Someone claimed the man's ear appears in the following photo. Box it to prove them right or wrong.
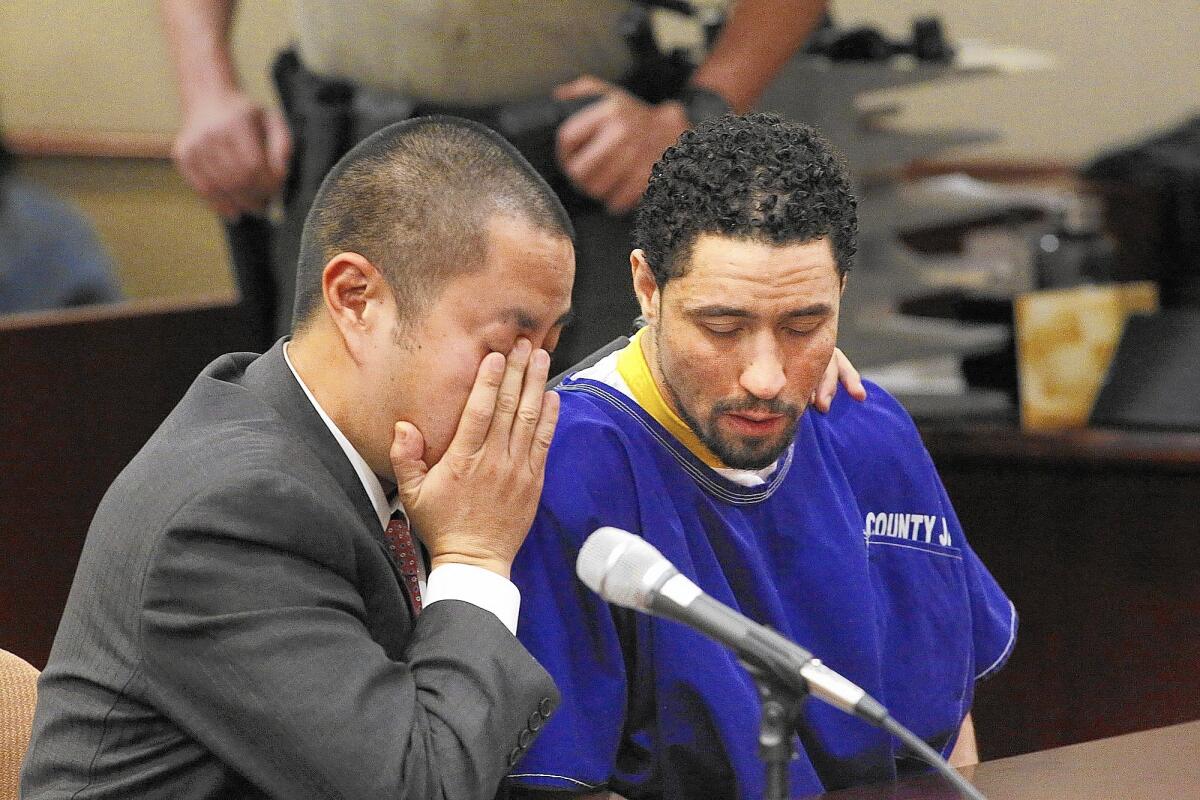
[630,250,661,324]
[321,252,392,359]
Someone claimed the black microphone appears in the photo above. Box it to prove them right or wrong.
[576,526,887,724]
[575,527,988,800]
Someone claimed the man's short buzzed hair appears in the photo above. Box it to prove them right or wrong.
[634,113,858,287]
[292,116,574,330]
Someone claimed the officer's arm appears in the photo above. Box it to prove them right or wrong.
[554,2,827,214]
[159,0,291,218]
[160,0,240,114]
[689,0,828,113]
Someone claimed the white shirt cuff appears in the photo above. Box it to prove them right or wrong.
[423,563,521,635]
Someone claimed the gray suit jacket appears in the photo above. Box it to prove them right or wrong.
[21,341,558,799]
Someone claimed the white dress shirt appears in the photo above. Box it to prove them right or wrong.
[283,343,521,634]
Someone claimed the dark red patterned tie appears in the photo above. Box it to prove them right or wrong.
[385,512,423,615]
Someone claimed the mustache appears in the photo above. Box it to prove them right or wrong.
[712,397,801,418]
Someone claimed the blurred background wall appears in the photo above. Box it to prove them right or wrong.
[0,0,291,302]
[0,0,1197,301]
[0,1,290,134]
[834,0,1200,164]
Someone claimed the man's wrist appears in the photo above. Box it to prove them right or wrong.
[181,84,245,118]
[430,552,512,580]
[175,51,243,111]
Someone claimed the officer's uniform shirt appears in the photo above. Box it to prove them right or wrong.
[293,0,635,105]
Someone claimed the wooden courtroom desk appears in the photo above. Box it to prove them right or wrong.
[917,420,1200,759]
[803,720,1200,799]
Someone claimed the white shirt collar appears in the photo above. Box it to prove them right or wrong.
[283,342,396,530]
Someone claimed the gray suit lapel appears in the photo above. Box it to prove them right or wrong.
[240,340,384,538]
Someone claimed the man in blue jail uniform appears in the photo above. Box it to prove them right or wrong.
[508,113,1016,799]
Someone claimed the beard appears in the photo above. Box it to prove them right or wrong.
[661,377,803,470]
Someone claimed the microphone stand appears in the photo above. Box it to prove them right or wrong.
[744,661,806,800]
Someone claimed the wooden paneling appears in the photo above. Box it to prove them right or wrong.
[0,298,252,668]
[5,128,173,160]
[922,422,1200,759]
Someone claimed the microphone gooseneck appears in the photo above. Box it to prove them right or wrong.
[577,527,885,723]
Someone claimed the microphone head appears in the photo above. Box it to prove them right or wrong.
[576,527,676,611]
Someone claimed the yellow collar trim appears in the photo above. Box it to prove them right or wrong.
[616,329,727,469]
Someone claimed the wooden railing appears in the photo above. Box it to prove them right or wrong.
[5,127,173,160]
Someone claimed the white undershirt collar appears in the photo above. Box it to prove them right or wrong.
[283,342,396,531]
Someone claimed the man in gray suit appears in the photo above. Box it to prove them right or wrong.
[21,118,574,799]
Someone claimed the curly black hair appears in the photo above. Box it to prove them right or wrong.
[634,112,857,286]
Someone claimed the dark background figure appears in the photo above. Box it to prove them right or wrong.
[0,135,122,314]
[160,0,829,368]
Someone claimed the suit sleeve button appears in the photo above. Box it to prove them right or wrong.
[508,745,522,767]
[528,711,543,731]
[539,697,553,717]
